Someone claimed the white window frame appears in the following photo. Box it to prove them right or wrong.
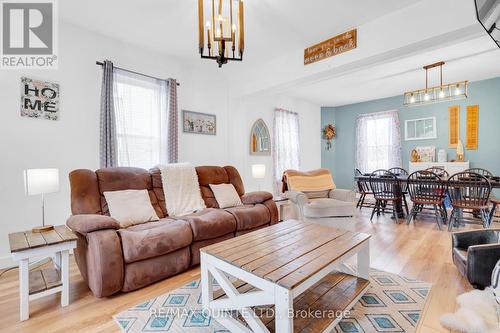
[404,116,437,141]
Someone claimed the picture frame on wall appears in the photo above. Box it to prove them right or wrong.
[182,110,216,135]
[404,117,437,141]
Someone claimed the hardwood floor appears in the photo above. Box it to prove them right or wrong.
[0,209,491,333]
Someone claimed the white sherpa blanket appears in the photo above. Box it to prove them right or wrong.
[158,163,206,216]
[440,287,500,333]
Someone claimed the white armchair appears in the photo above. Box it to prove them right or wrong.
[283,169,357,231]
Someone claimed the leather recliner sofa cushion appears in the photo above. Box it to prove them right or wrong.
[182,208,237,241]
[118,219,193,264]
[225,204,271,231]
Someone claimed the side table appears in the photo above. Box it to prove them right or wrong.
[8,225,77,321]
[273,196,290,222]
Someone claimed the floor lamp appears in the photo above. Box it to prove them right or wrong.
[251,164,266,191]
[24,168,60,232]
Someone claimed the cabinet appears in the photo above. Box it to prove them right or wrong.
[408,162,469,175]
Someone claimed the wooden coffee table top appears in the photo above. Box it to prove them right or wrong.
[202,220,370,290]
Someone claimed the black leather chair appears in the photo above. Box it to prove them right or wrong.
[452,229,500,289]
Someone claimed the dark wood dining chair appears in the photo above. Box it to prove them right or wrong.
[388,167,410,215]
[489,197,500,223]
[355,169,373,209]
[369,170,403,223]
[406,170,448,230]
[465,168,493,177]
[464,168,493,218]
[448,171,492,231]
[425,167,449,178]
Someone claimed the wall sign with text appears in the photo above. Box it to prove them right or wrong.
[21,77,60,121]
[304,29,357,65]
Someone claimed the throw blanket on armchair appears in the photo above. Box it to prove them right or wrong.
[158,163,206,216]
[282,168,336,193]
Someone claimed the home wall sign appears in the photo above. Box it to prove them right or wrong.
[21,77,60,121]
[304,29,357,65]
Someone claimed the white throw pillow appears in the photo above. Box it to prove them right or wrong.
[103,189,160,228]
[209,183,243,209]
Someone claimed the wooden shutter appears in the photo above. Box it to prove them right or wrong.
[466,105,479,150]
[448,105,460,148]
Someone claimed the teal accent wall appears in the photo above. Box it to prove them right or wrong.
[321,76,500,189]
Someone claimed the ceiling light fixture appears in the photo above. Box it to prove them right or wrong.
[403,61,468,107]
[198,0,244,68]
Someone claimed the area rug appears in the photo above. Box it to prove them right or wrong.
[114,268,431,333]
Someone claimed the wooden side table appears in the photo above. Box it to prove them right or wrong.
[8,225,77,321]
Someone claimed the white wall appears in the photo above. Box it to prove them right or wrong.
[228,94,322,193]
[0,22,231,266]
[0,22,322,267]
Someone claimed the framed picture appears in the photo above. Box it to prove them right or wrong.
[21,77,60,121]
[405,117,436,141]
[182,110,216,135]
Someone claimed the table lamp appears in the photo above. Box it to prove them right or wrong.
[251,164,266,191]
[24,168,60,232]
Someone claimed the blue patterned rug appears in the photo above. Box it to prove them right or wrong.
[114,268,431,332]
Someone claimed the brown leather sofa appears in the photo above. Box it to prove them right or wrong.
[67,166,278,297]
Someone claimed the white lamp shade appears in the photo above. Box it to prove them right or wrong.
[25,168,60,196]
[252,164,266,179]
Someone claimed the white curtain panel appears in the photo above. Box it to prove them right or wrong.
[273,108,300,194]
[113,69,169,169]
[355,110,402,174]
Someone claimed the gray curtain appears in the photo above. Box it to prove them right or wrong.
[167,78,178,163]
[99,60,118,168]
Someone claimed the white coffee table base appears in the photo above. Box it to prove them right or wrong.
[201,239,370,333]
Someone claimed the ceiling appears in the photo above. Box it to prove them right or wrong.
[286,36,500,106]
[60,0,420,64]
[60,0,500,106]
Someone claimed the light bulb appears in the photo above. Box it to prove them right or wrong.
[232,24,236,32]
[216,28,221,37]
[424,92,430,101]
[218,14,223,22]
[409,95,415,104]
[454,86,461,96]
[439,90,445,98]
[206,21,211,28]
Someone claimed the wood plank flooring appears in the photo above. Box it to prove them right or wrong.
[0,209,488,333]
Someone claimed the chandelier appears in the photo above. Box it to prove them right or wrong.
[403,61,468,107]
[198,0,244,67]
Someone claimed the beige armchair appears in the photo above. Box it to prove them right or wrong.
[283,169,356,231]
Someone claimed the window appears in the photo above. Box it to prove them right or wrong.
[273,108,300,193]
[114,69,168,169]
[355,110,402,173]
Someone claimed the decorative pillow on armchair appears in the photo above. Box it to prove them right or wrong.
[209,183,243,209]
[103,189,160,228]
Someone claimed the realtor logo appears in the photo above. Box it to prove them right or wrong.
[1,0,58,69]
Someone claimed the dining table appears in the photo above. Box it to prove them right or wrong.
[354,174,500,219]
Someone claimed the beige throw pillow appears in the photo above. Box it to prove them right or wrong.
[103,189,160,228]
[209,183,243,209]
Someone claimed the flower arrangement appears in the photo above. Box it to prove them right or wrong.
[323,123,336,150]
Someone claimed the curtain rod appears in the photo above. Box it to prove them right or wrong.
[95,61,180,86]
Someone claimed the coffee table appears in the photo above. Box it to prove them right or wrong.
[200,219,371,333]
